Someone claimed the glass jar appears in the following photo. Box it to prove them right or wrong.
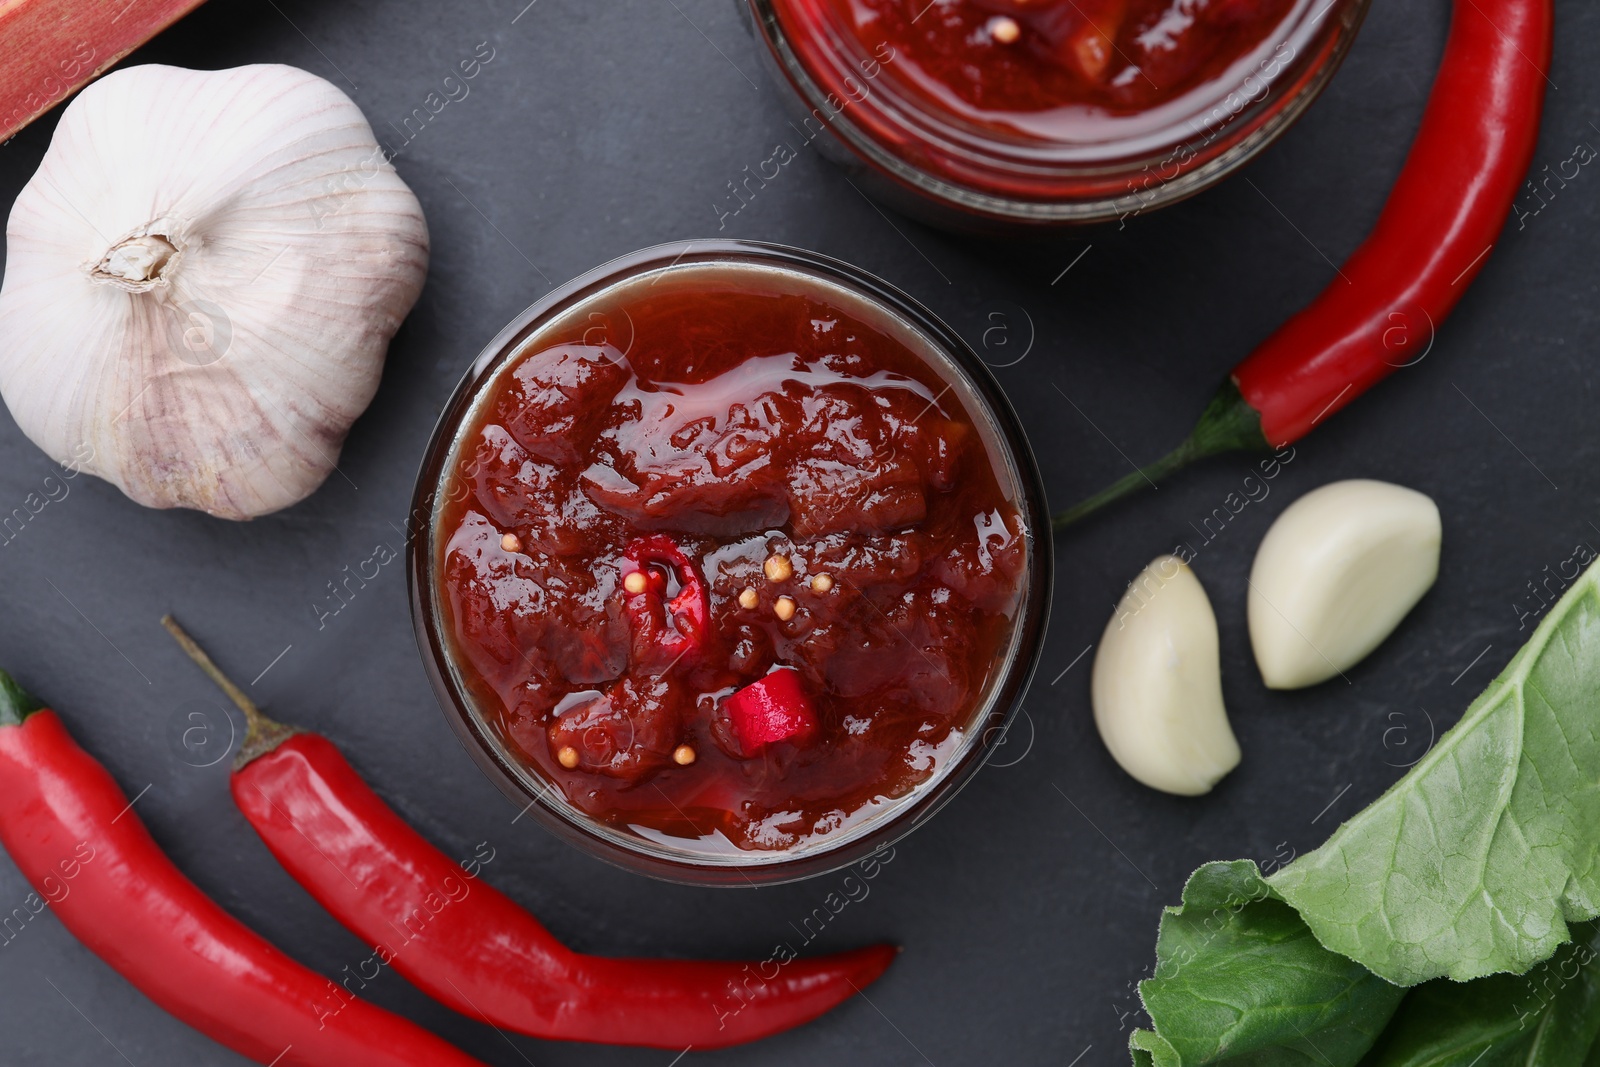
[408,240,1052,885]
[744,0,1372,230]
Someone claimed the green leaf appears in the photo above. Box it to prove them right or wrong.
[1360,920,1600,1067]
[1269,563,1600,985]
[1129,861,1406,1067]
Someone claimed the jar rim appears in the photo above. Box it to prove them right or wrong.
[406,240,1054,885]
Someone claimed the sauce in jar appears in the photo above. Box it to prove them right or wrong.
[752,0,1364,225]
[435,263,1029,854]
[831,0,1299,133]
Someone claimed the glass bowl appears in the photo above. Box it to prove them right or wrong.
[408,240,1051,884]
[743,0,1372,230]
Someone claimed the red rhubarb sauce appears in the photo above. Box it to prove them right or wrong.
[781,0,1297,134]
[437,265,1026,853]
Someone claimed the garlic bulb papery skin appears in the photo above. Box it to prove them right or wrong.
[1248,479,1441,689]
[1092,555,1241,796]
[0,64,429,519]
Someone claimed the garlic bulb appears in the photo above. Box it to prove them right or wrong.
[0,64,429,519]
[1248,479,1441,689]
[1092,555,1241,796]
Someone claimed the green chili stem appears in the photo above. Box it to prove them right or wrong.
[1051,442,1202,530]
[0,671,44,728]
[1051,377,1273,531]
[161,615,300,769]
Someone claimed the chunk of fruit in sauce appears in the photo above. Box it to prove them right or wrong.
[439,269,1025,852]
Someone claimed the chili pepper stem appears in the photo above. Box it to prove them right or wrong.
[160,615,301,769]
[1051,441,1200,529]
[1052,376,1271,531]
[0,670,44,728]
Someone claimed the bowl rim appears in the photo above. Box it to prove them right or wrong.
[406,239,1053,885]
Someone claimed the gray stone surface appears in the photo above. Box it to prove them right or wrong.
[0,0,1594,1063]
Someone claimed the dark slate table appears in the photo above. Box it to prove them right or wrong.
[0,0,1595,1063]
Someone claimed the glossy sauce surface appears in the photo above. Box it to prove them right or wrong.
[437,266,1026,853]
[796,0,1297,132]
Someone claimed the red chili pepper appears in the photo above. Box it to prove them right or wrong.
[622,534,711,668]
[725,668,820,752]
[163,617,896,1051]
[1054,0,1553,527]
[0,672,488,1067]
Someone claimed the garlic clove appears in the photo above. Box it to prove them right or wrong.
[1091,555,1241,796]
[0,64,430,519]
[1248,479,1442,689]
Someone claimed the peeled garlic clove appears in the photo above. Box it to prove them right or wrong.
[1248,479,1441,689]
[1092,555,1241,796]
[0,64,429,519]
